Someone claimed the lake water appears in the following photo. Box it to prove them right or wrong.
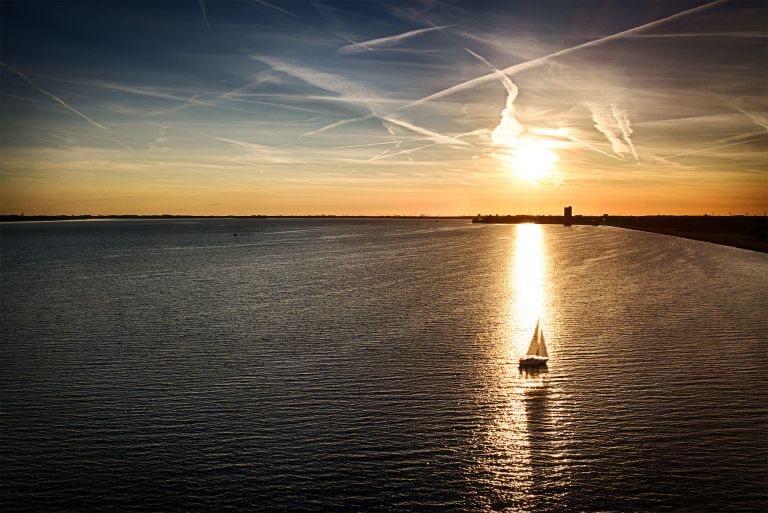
[1,219,766,512]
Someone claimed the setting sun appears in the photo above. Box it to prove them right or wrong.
[494,138,560,184]
[509,141,559,183]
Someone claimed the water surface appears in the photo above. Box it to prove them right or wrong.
[1,219,766,511]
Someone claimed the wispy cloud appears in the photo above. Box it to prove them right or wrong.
[715,94,768,131]
[734,106,768,131]
[585,102,633,159]
[252,55,380,107]
[612,106,639,162]
[0,61,108,131]
[337,26,449,55]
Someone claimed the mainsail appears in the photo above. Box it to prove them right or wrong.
[526,320,540,356]
[537,331,548,357]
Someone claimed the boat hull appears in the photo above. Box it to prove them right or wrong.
[518,356,548,367]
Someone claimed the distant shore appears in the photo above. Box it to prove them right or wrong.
[0,214,473,222]
[2,213,765,253]
[472,214,768,253]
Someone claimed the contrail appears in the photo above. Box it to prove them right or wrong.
[308,0,730,135]
[584,102,639,161]
[0,61,108,131]
[337,26,449,55]
[381,116,470,147]
[401,0,729,109]
[529,128,623,160]
[465,48,523,147]
[368,142,402,161]
[303,113,372,137]
[668,134,768,158]
[369,129,485,161]
[254,55,464,145]
[733,105,768,131]
[214,136,270,151]
[465,48,515,96]
[612,106,639,162]
[331,140,411,150]
[197,0,209,28]
[252,0,295,17]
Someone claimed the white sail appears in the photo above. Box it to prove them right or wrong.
[526,320,540,355]
[537,330,548,357]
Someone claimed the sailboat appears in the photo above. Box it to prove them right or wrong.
[519,320,549,367]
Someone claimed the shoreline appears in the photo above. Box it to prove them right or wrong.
[472,215,767,253]
[605,224,768,253]
[2,214,765,253]
[0,214,474,222]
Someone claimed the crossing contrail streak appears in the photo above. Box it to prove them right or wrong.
[0,61,108,131]
[306,0,730,136]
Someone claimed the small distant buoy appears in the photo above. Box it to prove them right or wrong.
[233,233,238,237]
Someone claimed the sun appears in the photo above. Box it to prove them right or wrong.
[492,134,560,184]
[509,140,559,183]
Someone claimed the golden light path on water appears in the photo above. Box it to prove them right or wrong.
[477,224,569,510]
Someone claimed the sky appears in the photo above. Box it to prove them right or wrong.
[0,0,766,216]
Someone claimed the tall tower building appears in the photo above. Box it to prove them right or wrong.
[564,206,572,226]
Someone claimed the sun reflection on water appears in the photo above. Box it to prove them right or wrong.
[512,223,546,349]
[475,224,560,511]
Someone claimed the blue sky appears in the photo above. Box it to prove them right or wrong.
[1,0,766,215]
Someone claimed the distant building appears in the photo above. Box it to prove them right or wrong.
[564,206,572,226]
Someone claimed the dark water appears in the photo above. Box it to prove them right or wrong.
[1,219,766,512]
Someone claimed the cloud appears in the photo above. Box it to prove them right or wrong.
[714,94,768,131]
[0,61,108,131]
[252,55,380,107]
[465,49,524,147]
[400,0,729,110]
[612,106,639,161]
[734,106,768,131]
[585,102,631,158]
[337,26,449,55]
[149,126,170,151]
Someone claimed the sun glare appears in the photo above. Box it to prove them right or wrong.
[495,138,559,184]
[511,143,558,183]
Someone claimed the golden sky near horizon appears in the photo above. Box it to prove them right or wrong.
[1,0,766,215]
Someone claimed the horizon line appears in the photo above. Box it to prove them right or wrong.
[2,213,765,220]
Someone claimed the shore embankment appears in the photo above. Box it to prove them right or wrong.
[472,215,768,253]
